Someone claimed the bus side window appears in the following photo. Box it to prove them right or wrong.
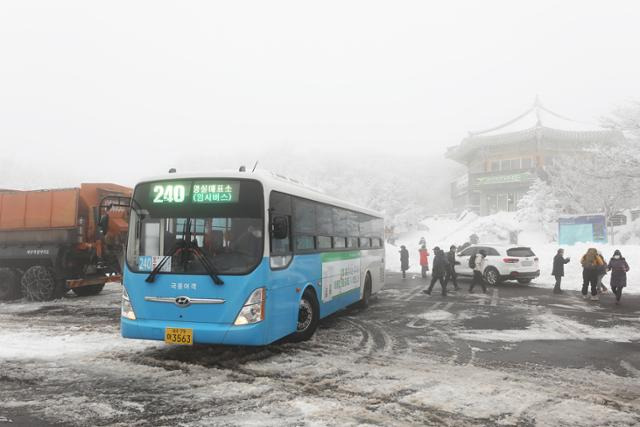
[333,237,346,249]
[347,237,358,248]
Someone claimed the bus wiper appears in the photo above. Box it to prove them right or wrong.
[145,218,224,285]
[145,240,185,283]
[181,217,223,285]
[186,240,224,285]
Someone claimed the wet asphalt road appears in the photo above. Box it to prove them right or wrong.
[1,274,639,426]
[380,272,640,375]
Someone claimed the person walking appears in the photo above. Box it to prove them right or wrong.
[581,248,605,301]
[469,249,487,293]
[424,247,448,296]
[444,245,460,291]
[596,250,609,294]
[608,249,629,305]
[399,245,409,279]
[552,248,570,294]
[418,245,430,279]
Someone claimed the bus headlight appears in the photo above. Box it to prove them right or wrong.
[121,286,137,320]
[234,288,265,326]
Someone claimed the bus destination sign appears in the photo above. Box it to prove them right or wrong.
[192,181,240,204]
[150,181,240,204]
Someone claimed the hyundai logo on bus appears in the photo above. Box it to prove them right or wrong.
[174,296,192,308]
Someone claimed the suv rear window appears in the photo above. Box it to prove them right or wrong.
[507,247,535,257]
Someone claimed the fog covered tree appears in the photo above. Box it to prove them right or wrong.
[516,178,560,238]
[599,101,640,178]
[545,101,640,217]
[546,145,640,219]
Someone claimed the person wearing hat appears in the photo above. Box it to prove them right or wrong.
[552,248,570,294]
[399,245,409,279]
[444,245,460,291]
[608,249,629,305]
[424,247,449,296]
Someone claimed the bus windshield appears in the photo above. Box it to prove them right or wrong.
[126,179,264,276]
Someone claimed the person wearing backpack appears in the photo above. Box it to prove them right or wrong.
[608,249,629,305]
[581,248,604,301]
[469,249,487,293]
[444,245,460,291]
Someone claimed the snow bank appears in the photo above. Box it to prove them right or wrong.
[386,212,640,294]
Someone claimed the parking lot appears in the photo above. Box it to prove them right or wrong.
[1,273,639,426]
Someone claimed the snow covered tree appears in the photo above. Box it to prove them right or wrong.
[546,145,640,220]
[516,178,560,239]
[599,101,640,179]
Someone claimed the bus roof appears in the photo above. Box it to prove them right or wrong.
[136,170,384,218]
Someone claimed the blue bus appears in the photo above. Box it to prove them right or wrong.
[121,170,385,346]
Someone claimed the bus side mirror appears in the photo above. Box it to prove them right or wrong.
[99,214,109,235]
[272,216,289,240]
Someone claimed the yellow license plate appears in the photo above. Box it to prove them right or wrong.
[164,327,193,345]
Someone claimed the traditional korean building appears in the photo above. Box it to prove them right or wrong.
[446,99,624,216]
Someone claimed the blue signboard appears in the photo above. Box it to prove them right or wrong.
[558,215,607,245]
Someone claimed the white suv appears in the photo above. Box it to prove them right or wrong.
[455,244,540,285]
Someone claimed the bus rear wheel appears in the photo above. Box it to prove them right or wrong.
[290,289,319,342]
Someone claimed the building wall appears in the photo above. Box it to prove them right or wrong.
[451,144,557,215]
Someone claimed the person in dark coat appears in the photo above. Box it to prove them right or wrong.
[399,245,409,279]
[424,247,448,296]
[551,248,570,294]
[444,245,460,291]
[608,249,629,305]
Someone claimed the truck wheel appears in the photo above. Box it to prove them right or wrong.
[0,269,22,301]
[289,289,319,342]
[72,284,105,297]
[20,266,65,301]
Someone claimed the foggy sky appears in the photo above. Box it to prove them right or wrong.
[1,1,639,189]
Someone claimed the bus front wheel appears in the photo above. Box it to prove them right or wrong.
[290,289,319,342]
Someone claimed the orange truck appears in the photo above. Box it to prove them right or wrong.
[0,183,131,301]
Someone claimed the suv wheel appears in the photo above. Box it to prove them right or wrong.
[484,267,501,286]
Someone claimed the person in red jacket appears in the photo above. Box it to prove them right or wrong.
[419,245,429,279]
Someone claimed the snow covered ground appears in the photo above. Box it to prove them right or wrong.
[387,212,640,294]
[1,280,639,426]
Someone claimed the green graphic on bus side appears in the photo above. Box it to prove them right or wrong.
[321,251,361,303]
[320,251,360,263]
